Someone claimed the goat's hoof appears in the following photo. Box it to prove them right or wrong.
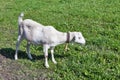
[53,61,57,64]
[15,56,18,60]
[45,65,49,68]
[45,64,49,68]
[28,54,33,60]
[29,57,33,60]
[15,58,18,60]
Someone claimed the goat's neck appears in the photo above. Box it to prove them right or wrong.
[58,32,74,44]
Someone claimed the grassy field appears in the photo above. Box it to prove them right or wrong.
[0,0,120,80]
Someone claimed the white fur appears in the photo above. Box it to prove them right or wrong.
[15,13,86,68]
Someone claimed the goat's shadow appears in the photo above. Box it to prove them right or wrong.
[0,48,69,61]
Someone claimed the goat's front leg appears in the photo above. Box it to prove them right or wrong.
[26,42,33,60]
[50,47,57,64]
[43,45,50,68]
[64,43,70,51]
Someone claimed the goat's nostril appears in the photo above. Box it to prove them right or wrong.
[78,37,81,39]
[82,40,86,45]
[83,41,86,45]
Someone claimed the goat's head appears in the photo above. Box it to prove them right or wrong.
[72,32,86,45]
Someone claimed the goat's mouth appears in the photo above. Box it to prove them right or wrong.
[80,40,86,45]
[77,41,86,45]
[81,42,86,45]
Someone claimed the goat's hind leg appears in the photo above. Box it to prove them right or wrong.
[15,35,23,60]
[26,42,33,60]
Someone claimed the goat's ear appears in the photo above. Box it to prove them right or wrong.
[70,36,75,45]
[71,36,75,42]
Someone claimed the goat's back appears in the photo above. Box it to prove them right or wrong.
[23,19,44,28]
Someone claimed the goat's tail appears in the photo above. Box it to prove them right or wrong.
[18,12,24,25]
[18,12,24,35]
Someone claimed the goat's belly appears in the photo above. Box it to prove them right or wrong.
[31,40,43,45]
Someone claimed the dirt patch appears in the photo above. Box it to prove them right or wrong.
[0,53,50,80]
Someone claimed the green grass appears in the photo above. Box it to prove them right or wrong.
[0,0,120,79]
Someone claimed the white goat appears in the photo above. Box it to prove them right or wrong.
[15,13,86,68]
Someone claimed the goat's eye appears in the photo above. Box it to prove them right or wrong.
[78,37,81,39]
